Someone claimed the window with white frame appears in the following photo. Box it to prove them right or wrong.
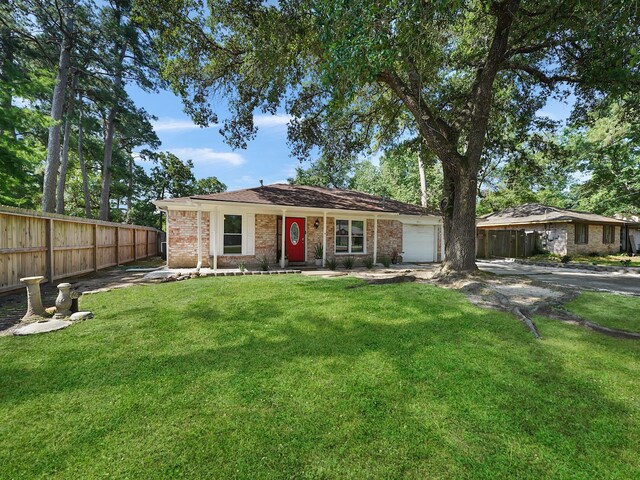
[223,214,242,254]
[335,219,365,253]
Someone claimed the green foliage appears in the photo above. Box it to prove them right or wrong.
[362,256,374,269]
[326,258,337,270]
[560,255,572,264]
[259,255,270,271]
[380,255,391,268]
[193,176,227,195]
[342,256,354,270]
[313,243,323,260]
[567,100,640,216]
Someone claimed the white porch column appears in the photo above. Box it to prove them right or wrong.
[373,215,378,264]
[322,211,327,267]
[165,209,170,266]
[196,208,202,269]
[212,207,218,270]
[281,210,287,268]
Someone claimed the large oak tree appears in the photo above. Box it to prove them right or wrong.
[137,0,639,272]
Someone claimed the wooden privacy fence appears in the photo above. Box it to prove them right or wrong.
[0,205,159,293]
[477,229,539,259]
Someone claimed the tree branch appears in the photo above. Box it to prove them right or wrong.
[376,70,462,164]
[502,62,580,85]
[465,0,521,165]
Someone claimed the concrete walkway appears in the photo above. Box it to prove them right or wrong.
[478,260,640,296]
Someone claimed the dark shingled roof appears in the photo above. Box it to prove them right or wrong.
[163,184,436,216]
[478,203,625,226]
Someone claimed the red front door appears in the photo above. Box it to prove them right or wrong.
[285,217,305,262]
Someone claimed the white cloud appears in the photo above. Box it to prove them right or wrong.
[151,118,215,132]
[536,110,559,121]
[169,147,245,167]
[254,114,292,128]
[152,114,291,132]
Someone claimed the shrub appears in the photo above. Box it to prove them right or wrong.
[326,258,338,270]
[259,255,270,271]
[390,248,401,264]
[362,256,374,269]
[313,243,323,260]
[237,261,247,273]
[588,251,600,257]
[380,255,391,268]
[560,255,572,264]
[342,257,354,270]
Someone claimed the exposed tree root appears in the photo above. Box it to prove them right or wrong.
[346,274,417,289]
[537,306,640,340]
[512,307,542,339]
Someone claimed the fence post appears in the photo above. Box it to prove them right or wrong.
[93,223,98,271]
[145,230,149,258]
[115,226,120,265]
[46,218,54,282]
[133,228,137,260]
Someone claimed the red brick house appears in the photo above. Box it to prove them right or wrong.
[154,184,442,269]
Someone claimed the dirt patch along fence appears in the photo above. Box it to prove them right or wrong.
[0,205,160,293]
[477,229,539,259]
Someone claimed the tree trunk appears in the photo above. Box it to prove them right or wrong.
[440,159,479,273]
[56,72,79,214]
[417,148,428,208]
[98,108,117,220]
[98,44,127,221]
[127,154,133,213]
[0,30,15,139]
[77,93,92,218]
[41,6,74,213]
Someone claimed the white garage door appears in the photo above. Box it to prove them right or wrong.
[402,224,436,262]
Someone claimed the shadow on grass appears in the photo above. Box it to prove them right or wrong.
[0,276,638,477]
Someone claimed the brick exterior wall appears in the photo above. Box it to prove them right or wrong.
[477,223,620,256]
[167,210,210,268]
[215,214,278,268]
[569,224,620,255]
[168,210,411,268]
[375,220,403,260]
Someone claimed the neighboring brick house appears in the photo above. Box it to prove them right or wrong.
[476,204,626,257]
[154,184,443,269]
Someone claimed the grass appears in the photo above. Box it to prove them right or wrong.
[1,275,639,479]
[565,291,640,332]
[531,253,640,267]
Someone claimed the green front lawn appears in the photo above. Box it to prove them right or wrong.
[566,291,640,332]
[1,276,638,478]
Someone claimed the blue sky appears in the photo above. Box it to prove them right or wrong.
[129,85,302,191]
[129,84,574,191]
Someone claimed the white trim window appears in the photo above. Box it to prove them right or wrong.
[223,214,243,254]
[335,219,365,254]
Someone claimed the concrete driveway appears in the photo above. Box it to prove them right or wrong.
[477,260,640,296]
